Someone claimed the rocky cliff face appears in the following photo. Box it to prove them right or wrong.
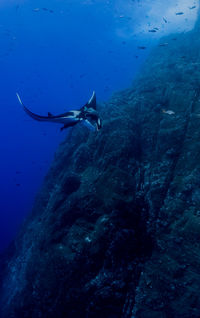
[1,22,200,318]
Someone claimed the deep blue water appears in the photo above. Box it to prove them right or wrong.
[0,0,198,252]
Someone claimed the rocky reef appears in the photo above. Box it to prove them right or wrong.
[1,19,200,318]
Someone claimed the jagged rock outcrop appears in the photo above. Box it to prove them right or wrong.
[1,20,200,318]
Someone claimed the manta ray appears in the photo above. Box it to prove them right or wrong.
[16,91,102,131]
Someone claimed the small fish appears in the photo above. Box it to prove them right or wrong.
[176,12,184,15]
[159,42,168,47]
[149,29,157,33]
[189,6,196,9]
[33,8,40,12]
[138,46,146,50]
[154,27,159,30]
[162,109,175,115]
[163,17,167,23]
[42,8,54,13]
[80,73,86,78]
[104,86,110,91]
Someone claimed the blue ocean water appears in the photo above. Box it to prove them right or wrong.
[0,0,198,253]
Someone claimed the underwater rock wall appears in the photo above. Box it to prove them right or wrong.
[1,24,200,318]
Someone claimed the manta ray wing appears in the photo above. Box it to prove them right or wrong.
[81,91,96,111]
[16,93,80,126]
[16,93,56,122]
[87,91,96,109]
